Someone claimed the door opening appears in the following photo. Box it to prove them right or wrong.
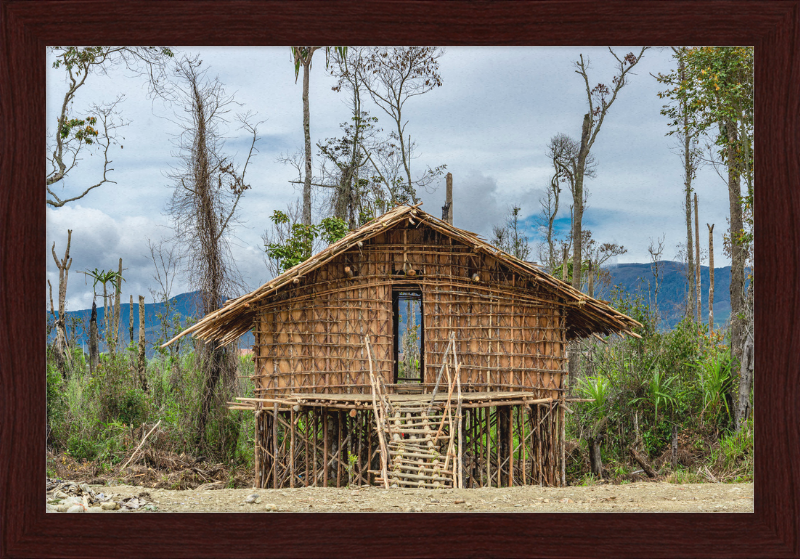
[393,289,424,384]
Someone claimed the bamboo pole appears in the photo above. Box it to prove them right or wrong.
[323,410,329,488]
[337,410,343,488]
[365,336,390,488]
[272,402,279,489]
[560,398,566,486]
[304,409,309,487]
[254,410,261,489]
[290,407,295,488]
[452,333,464,489]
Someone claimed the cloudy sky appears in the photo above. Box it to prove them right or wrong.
[46,46,734,312]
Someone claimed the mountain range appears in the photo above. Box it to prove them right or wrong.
[52,261,737,356]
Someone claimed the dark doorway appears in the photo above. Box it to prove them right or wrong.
[393,289,424,384]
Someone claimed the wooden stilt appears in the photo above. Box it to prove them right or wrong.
[290,407,295,488]
[312,409,318,487]
[304,409,309,487]
[508,407,514,487]
[486,406,491,487]
[560,398,566,487]
[323,410,329,488]
[337,410,343,488]
[273,402,279,489]
[521,407,526,486]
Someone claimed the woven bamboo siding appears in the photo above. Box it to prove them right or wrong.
[253,221,569,398]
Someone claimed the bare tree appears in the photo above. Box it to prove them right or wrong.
[361,47,447,202]
[570,47,648,291]
[734,280,753,431]
[48,230,72,377]
[47,46,174,207]
[111,258,123,355]
[707,224,715,330]
[694,193,702,322]
[584,230,626,296]
[542,133,597,272]
[166,56,260,446]
[647,234,666,320]
[659,47,703,321]
[148,239,185,360]
[492,205,531,261]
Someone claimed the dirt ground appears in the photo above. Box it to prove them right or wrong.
[85,481,753,513]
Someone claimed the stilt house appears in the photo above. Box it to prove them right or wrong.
[169,204,641,489]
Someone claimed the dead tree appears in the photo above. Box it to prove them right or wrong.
[694,193,701,322]
[166,56,260,447]
[734,282,754,431]
[112,258,123,354]
[89,300,98,374]
[138,295,147,391]
[708,224,715,331]
[49,230,73,377]
[571,48,647,291]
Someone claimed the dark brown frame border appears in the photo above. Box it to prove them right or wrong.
[1,1,797,557]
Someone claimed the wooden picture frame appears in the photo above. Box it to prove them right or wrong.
[1,1,796,556]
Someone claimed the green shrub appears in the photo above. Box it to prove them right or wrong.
[67,435,98,461]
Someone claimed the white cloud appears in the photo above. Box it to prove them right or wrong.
[46,46,738,312]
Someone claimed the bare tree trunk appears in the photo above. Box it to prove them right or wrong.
[694,193,701,322]
[571,114,591,291]
[671,424,678,469]
[50,230,73,377]
[708,224,715,331]
[445,172,453,224]
[587,261,594,298]
[138,295,148,392]
[735,322,754,431]
[678,50,696,321]
[89,300,99,374]
[129,294,135,343]
[587,416,607,479]
[102,282,110,354]
[111,257,123,356]
[726,117,746,364]
[302,60,312,225]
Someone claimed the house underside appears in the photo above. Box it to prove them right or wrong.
[239,390,564,489]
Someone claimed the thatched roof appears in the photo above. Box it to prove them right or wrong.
[164,204,641,347]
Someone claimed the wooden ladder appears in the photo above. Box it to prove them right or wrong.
[365,333,463,489]
[384,403,454,488]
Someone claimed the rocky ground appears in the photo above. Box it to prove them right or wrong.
[47,480,753,513]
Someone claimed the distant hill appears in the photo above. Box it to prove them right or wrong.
[51,291,254,358]
[52,261,738,355]
[595,261,742,330]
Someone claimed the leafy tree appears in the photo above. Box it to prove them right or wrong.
[656,46,753,428]
[82,267,125,356]
[47,46,174,207]
[265,210,348,273]
[290,47,347,225]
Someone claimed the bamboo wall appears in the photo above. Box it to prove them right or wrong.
[252,221,566,398]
